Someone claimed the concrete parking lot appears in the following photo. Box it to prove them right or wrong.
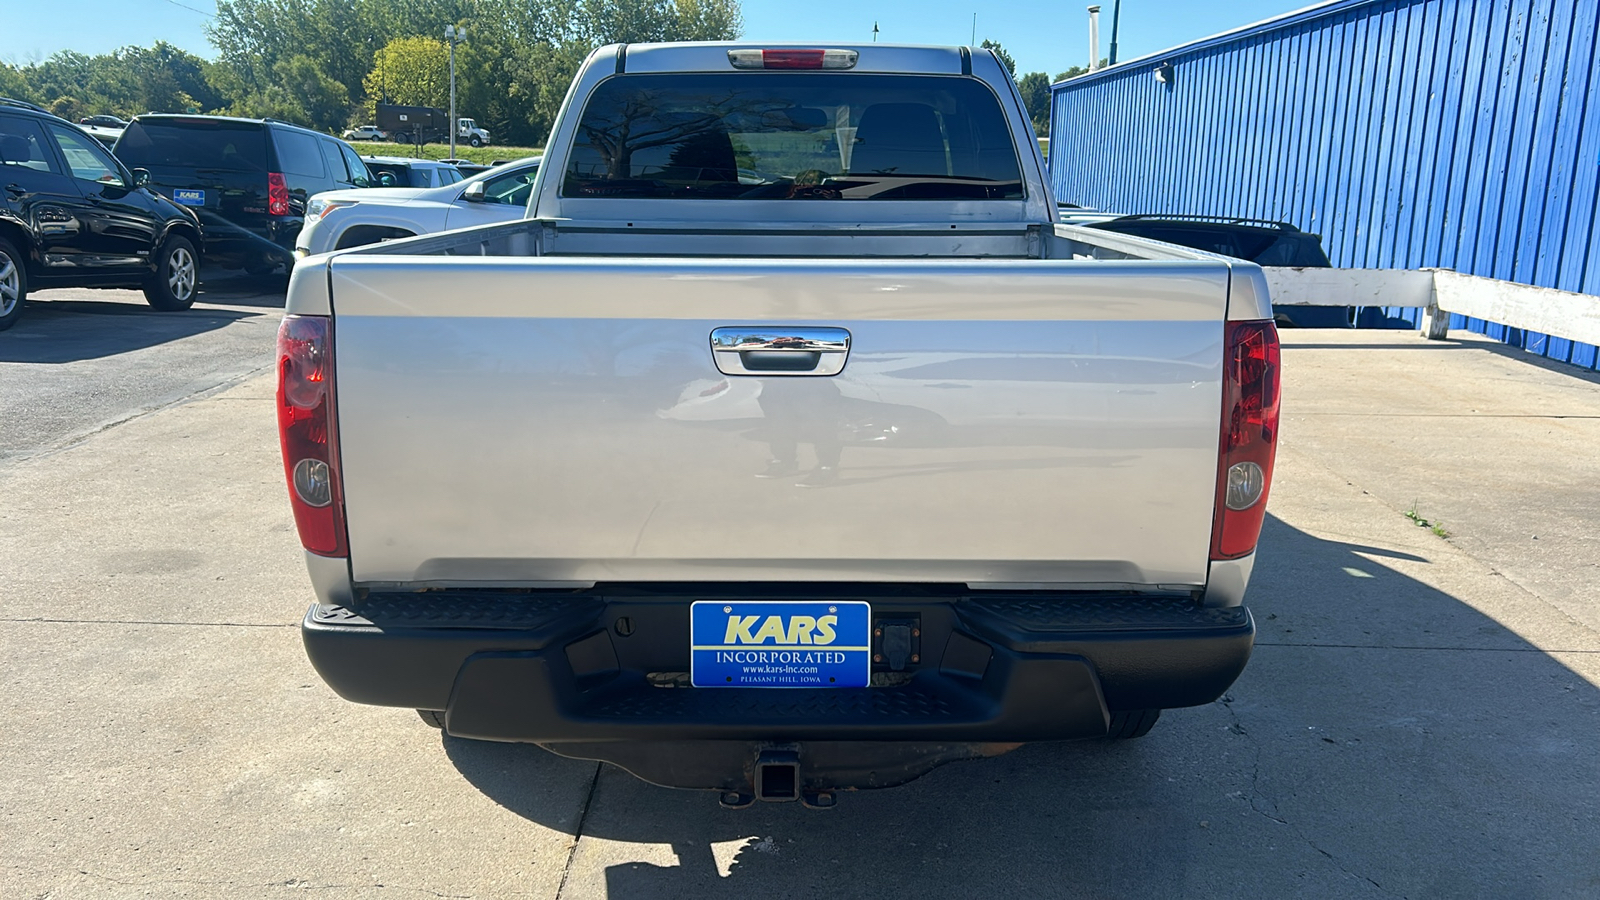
[3,286,1598,898]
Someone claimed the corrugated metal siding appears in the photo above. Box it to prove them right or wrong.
[1049,0,1600,369]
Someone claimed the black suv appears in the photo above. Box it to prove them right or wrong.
[113,115,371,275]
[0,98,203,331]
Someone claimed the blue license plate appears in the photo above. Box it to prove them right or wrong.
[691,600,871,688]
[171,189,205,206]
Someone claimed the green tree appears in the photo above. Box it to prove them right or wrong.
[0,63,26,100]
[205,0,743,143]
[1055,59,1108,82]
[362,36,449,117]
[1018,71,1051,136]
[225,55,348,131]
[2,44,225,119]
[980,39,1015,77]
[49,97,87,122]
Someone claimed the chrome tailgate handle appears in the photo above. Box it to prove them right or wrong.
[710,326,851,376]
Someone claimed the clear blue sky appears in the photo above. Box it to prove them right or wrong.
[5,0,1313,79]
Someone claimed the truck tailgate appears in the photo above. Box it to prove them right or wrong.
[326,255,1231,589]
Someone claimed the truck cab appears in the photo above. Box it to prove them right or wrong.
[456,117,490,147]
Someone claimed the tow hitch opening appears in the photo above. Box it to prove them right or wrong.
[755,748,800,802]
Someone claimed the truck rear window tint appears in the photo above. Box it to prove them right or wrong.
[563,73,1024,201]
[116,120,267,172]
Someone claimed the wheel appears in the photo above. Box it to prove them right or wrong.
[0,237,26,331]
[1105,709,1161,740]
[143,235,198,311]
[417,709,446,729]
[243,253,282,278]
[468,135,483,148]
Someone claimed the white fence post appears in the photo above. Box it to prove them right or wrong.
[1418,268,1451,340]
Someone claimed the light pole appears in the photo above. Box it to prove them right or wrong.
[445,24,465,158]
[1109,0,1121,65]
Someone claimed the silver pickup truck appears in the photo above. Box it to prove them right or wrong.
[280,42,1280,807]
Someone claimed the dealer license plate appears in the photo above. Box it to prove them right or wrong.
[690,600,871,688]
[171,189,205,206]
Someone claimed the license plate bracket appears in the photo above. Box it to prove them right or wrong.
[690,600,871,688]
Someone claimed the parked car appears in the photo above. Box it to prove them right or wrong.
[79,114,129,129]
[440,157,495,177]
[341,125,387,141]
[82,125,124,149]
[359,156,465,189]
[296,156,539,255]
[287,43,1277,803]
[113,114,371,275]
[1076,214,1351,327]
[0,98,203,330]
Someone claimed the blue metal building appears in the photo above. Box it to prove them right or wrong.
[1048,0,1600,368]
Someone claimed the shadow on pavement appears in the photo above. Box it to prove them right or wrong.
[195,268,290,307]
[0,299,263,364]
[441,515,1599,897]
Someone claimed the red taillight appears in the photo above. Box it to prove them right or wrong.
[276,315,347,556]
[1210,320,1281,560]
[727,49,859,70]
[268,172,290,216]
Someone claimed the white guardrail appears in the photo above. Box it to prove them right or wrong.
[1262,268,1600,347]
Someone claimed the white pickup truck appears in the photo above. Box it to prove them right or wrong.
[281,43,1280,807]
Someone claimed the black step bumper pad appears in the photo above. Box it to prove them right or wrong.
[302,590,1253,744]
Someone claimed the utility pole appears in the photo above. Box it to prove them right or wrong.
[445,24,465,158]
[872,21,879,42]
[1109,0,1121,65]
[971,13,976,45]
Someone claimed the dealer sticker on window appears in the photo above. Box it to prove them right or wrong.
[690,600,871,688]
[171,189,205,206]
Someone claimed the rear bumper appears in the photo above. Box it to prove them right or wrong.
[302,587,1253,744]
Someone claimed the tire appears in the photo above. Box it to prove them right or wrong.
[1105,709,1161,740]
[417,709,446,729]
[143,235,199,311]
[244,253,282,278]
[468,135,483,148]
[0,237,26,332]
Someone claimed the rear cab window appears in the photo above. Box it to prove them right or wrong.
[117,119,267,172]
[562,73,1024,201]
